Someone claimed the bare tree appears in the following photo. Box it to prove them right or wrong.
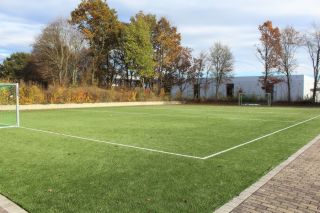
[33,19,65,86]
[304,24,320,103]
[209,42,234,100]
[192,51,207,99]
[68,25,87,86]
[279,26,301,102]
[174,47,193,98]
[33,18,86,86]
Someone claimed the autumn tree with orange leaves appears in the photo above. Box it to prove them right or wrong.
[70,0,123,87]
[173,47,193,95]
[154,17,182,93]
[256,21,282,95]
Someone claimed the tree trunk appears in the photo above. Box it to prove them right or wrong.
[126,69,130,88]
[130,72,133,87]
[215,84,219,100]
[312,77,317,103]
[286,74,291,103]
[59,70,63,86]
[91,59,96,86]
[264,62,268,93]
[91,70,95,86]
[72,69,76,86]
[313,49,320,103]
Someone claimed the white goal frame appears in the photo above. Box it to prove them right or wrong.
[0,83,20,128]
[239,93,272,107]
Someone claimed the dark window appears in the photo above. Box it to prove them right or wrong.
[226,84,234,97]
[194,84,200,99]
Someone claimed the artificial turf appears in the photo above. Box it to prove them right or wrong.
[0,105,319,212]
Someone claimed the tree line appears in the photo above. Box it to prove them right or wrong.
[1,0,221,96]
[0,0,319,102]
[256,21,320,103]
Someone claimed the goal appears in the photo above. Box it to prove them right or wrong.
[239,93,271,106]
[0,83,20,128]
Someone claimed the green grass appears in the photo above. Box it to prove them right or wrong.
[0,105,319,212]
[0,109,17,127]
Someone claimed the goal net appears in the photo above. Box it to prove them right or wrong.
[0,83,20,128]
[239,93,271,106]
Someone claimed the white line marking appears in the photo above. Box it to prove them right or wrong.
[121,106,304,115]
[0,122,18,129]
[202,115,320,160]
[0,126,17,129]
[66,109,295,123]
[20,127,203,160]
[10,115,320,160]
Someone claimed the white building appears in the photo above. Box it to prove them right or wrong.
[171,75,318,102]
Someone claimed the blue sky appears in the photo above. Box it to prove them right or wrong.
[1,0,320,76]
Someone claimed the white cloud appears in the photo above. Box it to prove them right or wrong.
[179,25,259,48]
[0,52,10,61]
[109,0,317,76]
[0,0,79,23]
[0,0,79,61]
[234,0,320,17]
[112,0,320,18]
[0,0,318,75]
[0,14,43,51]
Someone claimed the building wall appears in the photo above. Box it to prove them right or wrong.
[171,75,314,102]
[273,75,304,101]
[303,75,316,101]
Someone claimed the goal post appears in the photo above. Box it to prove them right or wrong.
[239,93,271,106]
[0,83,20,128]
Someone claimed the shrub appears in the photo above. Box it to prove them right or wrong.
[13,84,166,105]
[20,84,45,104]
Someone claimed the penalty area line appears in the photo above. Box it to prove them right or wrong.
[202,115,320,160]
[20,127,203,160]
[12,115,320,161]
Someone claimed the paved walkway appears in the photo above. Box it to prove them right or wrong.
[0,101,181,111]
[0,207,7,213]
[216,135,320,213]
[0,195,27,213]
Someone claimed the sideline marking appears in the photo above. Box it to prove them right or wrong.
[11,115,320,161]
[20,127,203,160]
[202,115,320,160]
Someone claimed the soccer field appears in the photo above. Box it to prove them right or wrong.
[1,105,320,212]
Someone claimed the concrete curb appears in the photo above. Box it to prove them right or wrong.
[0,194,27,213]
[0,101,182,111]
[214,134,320,213]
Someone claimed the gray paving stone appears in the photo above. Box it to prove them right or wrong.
[0,196,27,213]
[215,134,320,213]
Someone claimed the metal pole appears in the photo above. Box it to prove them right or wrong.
[239,93,242,106]
[16,83,20,127]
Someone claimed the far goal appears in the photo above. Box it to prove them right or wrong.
[239,93,271,107]
[0,83,20,128]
